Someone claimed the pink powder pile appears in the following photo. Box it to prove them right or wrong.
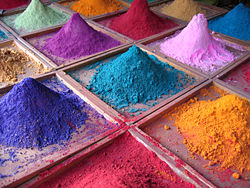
[39,132,195,188]
[160,14,236,73]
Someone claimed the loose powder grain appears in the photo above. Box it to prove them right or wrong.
[109,0,178,40]
[14,0,69,31]
[160,14,236,73]
[39,132,195,188]
[166,92,250,176]
[0,48,46,83]
[43,13,121,62]
[161,0,206,21]
[71,0,122,17]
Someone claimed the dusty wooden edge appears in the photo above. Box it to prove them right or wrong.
[0,3,71,38]
[1,71,126,188]
[60,44,208,126]
[18,20,133,70]
[215,53,250,79]
[18,126,129,188]
[129,128,216,188]
[138,29,249,79]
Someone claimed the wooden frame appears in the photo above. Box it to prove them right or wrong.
[134,80,249,188]
[138,28,249,79]
[20,127,215,188]
[18,19,132,70]
[0,71,125,187]
[59,44,207,125]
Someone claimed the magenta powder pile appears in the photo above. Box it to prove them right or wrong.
[160,14,237,73]
[43,13,121,62]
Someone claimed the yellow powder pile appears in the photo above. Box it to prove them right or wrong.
[0,48,48,83]
[166,91,250,177]
[70,0,122,17]
[161,0,206,21]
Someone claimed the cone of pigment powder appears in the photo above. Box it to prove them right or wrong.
[209,3,250,41]
[160,14,235,73]
[0,77,88,149]
[39,132,195,188]
[161,0,206,21]
[14,0,68,31]
[0,0,28,10]
[167,92,250,178]
[109,0,179,40]
[88,45,194,110]
[43,13,121,61]
[70,0,122,17]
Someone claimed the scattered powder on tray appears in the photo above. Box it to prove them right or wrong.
[71,0,122,17]
[43,13,121,61]
[0,30,8,40]
[88,45,195,110]
[0,0,28,10]
[39,132,195,188]
[160,14,236,73]
[109,0,179,40]
[14,0,69,31]
[0,48,46,83]
[166,92,250,177]
[209,3,250,41]
[0,77,88,148]
[161,0,206,21]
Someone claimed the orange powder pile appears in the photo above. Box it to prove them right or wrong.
[161,0,206,21]
[70,0,122,17]
[166,90,250,177]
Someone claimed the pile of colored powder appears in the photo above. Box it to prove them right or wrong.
[39,132,195,188]
[0,48,47,83]
[88,45,194,109]
[0,77,88,148]
[0,0,28,10]
[109,0,179,40]
[43,13,121,60]
[208,3,250,41]
[161,0,206,21]
[160,14,235,73]
[14,0,69,31]
[167,93,250,175]
[0,30,8,40]
[70,0,122,17]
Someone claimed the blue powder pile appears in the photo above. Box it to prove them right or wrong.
[208,3,250,41]
[0,77,88,149]
[88,45,195,109]
[0,30,8,40]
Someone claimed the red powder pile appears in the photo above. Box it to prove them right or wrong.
[109,0,178,40]
[242,64,250,85]
[40,132,195,188]
[0,0,28,10]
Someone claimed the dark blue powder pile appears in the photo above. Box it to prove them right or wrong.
[0,77,88,149]
[88,45,195,110]
[208,3,250,41]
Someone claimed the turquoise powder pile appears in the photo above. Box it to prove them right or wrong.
[14,0,69,31]
[87,45,195,109]
[208,3,250,41]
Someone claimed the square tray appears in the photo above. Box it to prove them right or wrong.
[92,8,186,43]
[19,19,132,69]
[134,80,250,188]
[0,39,54,89]
[60,44,206,125]
[0,71,124,187]
[0,2,71,37]
[20,127,215,188]
[139,28,249,79]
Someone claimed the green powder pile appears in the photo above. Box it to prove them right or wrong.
[14,0,69,31]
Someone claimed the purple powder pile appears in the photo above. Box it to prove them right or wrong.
[43,13,121,62]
